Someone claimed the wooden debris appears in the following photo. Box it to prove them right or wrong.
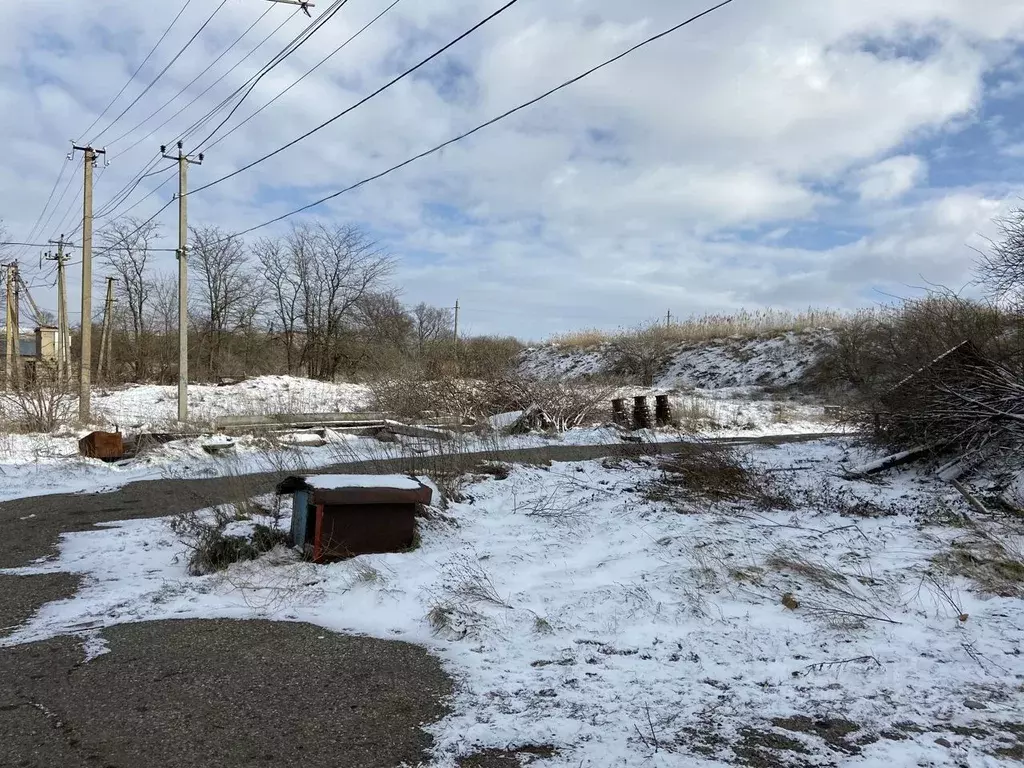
[841,445,933,479]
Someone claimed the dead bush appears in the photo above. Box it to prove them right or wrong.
[169,507,289,576]
[478,376,616,432]
[0,379,77,432]
[813,292,1023,455]
[644,444,791,509]
[369,375,480,422]
[607,325,677,386]
[463,335,524,379]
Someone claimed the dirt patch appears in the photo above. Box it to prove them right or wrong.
[772,715,862,754]
[733,726,812,767]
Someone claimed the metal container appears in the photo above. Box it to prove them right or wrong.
[277,475,433,562]
[78,431,124,460]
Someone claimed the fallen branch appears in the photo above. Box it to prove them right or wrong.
[842,445,934,479]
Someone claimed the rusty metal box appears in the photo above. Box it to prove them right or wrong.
[79,431,125,460]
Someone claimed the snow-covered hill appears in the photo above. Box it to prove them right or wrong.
[520,330,834,390]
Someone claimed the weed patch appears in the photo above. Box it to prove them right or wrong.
[644,444,791,509]
[169,507,289,576]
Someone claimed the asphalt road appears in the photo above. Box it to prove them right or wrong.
[0,433,839,768]
[1,620,452,768]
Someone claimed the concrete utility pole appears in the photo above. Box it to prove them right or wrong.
[10,262,20,388]
[47,236,73,385]
[161,141,203,423]
[97,277,116,383]
[74,144,105,423]
[3,264,14,388]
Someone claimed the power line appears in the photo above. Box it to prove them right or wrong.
[202,0,405,154]
[187,0,350,151]
[16,155,71,256]
[105,4,276,151]
[90,0,230,145]
[33,162,78,244]
[113,6,302,161]
[190,0,524,196]
[94,163,176,220]
[80,0,196,142]
[91,5,304,224]
[223,0,739,238]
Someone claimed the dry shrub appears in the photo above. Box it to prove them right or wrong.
[644,444,790,509]
[673,396,721,431]
[813,293,1023,456]
[478,376,616,432]
[814,295,1013,393]
[169,507,288,576]
[369,375,480,422]
[607,326,677,387]
[0,378,77,432]
[371,373,613,432]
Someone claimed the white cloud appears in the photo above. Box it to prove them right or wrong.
[1,0,1023,339]
[857,155,928,201]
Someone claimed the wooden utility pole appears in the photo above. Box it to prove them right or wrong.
[47,236,73,385]
[666,310,672,328]
[161,141,202,423]
[74,145,105,423]
[97,277,116,382]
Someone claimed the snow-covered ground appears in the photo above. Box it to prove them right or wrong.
[0,391,842,502]
[4,438,1023,766]
[521,330,833,390]
[91,375,373,429]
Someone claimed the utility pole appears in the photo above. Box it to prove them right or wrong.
[47,236,73,385]
[453,299,460,358]
[10,262,20,388]
[3,264,14,388]
[161,141,203,423]
[73,144,105,423]
[97,277,116,383]
[666,310,672,328]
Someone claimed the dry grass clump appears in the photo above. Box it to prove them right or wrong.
[548,308,849,349]
[644,444,791,509]
[765,549,900,629]
[937,534,1024,598]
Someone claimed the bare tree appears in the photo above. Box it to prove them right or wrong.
[189,226,257,378]
[146,271,179,383]
[99,217,160,380]
[255,235,303,374]
[978,209,1024,309]
[412,302,454,355]
[291,223,393,380]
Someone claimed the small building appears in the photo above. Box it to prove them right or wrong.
[276,474,433,562]
[0,326,61,382]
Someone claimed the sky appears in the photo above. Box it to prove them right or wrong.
[1,0,1023,340]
